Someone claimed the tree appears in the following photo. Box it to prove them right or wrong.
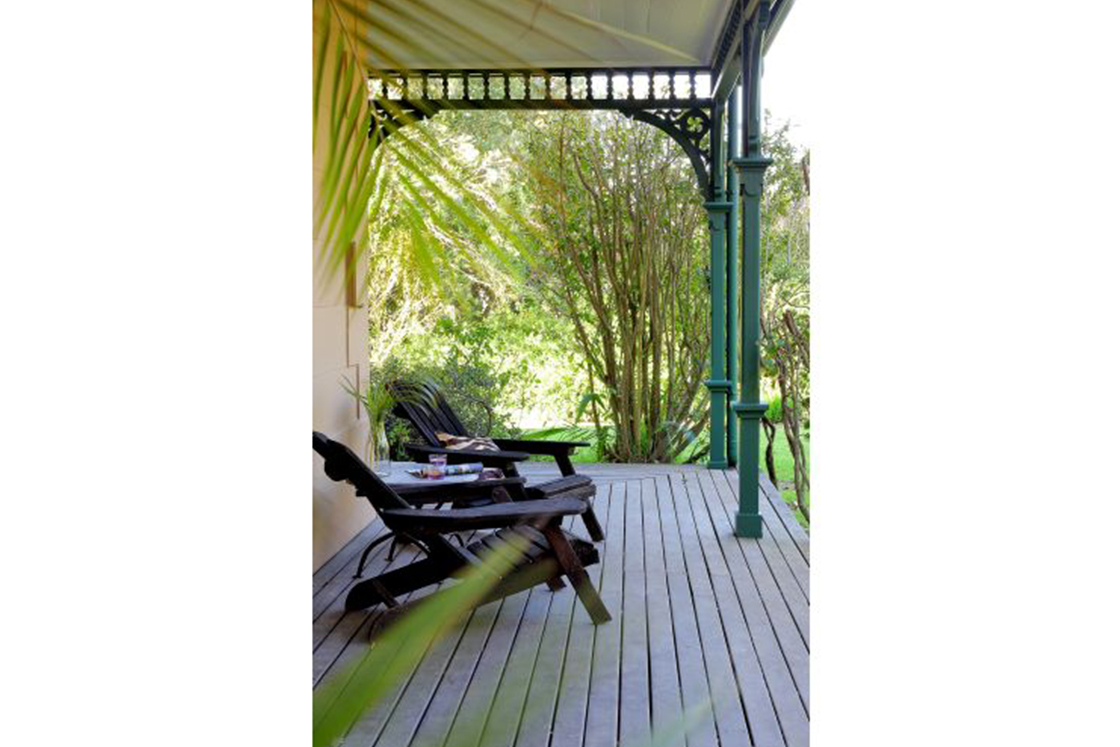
[759,117,811,523]
[523,112,710,463]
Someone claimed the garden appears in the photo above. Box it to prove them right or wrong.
[359,108,810,526]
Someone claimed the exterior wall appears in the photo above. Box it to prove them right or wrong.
[312,28,373,571]
[311,243,373,571]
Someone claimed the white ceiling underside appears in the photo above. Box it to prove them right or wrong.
[365,0,739,70]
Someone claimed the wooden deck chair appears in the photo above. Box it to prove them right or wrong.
[389,379,605,542]
[313,432,612,624]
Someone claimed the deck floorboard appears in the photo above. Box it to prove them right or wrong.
[314,465,809,747]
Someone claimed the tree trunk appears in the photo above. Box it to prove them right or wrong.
[761,416,779,486]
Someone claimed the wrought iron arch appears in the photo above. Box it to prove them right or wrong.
[364,67,718,196]
[620,107,712,196]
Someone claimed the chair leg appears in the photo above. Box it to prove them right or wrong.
[554,453,577,477]
[540,524,611,624]
[546,576,566,591]
[353,532,394,579]
[357,577,398,610]
[581,509,605,543]
[567,567,611,624]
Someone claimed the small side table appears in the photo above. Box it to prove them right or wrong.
[352,463,527,578]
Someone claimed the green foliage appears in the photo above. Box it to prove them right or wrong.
[368,111,594,439]
[365,106,808,475]
[518,112,711,463]
[376,299,588,445]
[341,371,394,431]
[315,2,532,301]
[765,397,784,423]
[758,115,811,523]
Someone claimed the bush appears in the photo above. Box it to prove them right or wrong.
[376,353,521,460]
[765,396,784,423]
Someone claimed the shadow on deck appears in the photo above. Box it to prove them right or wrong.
[313,464,809,747]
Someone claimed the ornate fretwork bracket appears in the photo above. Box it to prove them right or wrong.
[622,108,712,196]
[369,100,442,146]
[365,67,716,195]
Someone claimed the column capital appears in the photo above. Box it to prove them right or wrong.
[732,156,772,197]
[704,378,733,393]
[706,201,731,231]
[730,155,773,172]
[731,400,768,418]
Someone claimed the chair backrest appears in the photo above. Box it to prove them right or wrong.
[390,380,470,445]
[313,431,466,563]
[312,431,411,511]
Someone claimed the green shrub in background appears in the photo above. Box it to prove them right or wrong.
[366,109,808,474]
[765,396,784,423]
[377,356,517,459]
[374,299,588,453]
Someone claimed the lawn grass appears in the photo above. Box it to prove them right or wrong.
[520,425,809,529]
[765,431,810,530]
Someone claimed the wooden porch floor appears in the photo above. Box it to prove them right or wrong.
[313,464,809,747]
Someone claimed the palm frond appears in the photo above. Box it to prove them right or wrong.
[311,535,529,747]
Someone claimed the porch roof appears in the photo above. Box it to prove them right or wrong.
[364,0,794,74]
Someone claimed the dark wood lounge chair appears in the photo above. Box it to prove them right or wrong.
[389,380,604,541]
[347,463,597,580]
[313,431,612,624]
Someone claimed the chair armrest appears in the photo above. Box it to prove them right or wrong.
[393,477,526,506]
[491,438,590,455]
[404,443,531,464]
[526,475,596,501]
[380,496,589,533]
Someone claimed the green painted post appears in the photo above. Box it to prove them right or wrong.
[730,5,771,538]
[705,200,732,469]
[704,103,732,469]
[725,84,741,467]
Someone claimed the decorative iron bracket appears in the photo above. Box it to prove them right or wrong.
[369,100,442,147]
[364,67,717,192]
[621,107,712,196]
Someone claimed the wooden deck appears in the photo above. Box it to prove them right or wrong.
[313,464,809,747]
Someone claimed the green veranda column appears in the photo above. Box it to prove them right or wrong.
[704,102,733,469]
[725,84,741,467]
[730,5,771,537]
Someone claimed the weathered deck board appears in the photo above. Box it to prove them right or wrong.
[584,481,630,747]
[680,470,787,747]
[509,515,584,747]
[706,474,809,649]
[709,473,810,708]
[314,465,809,747]
[472,586,554,747]
[639,477,685,747]
[618,480,651,747]
[313,518,385,596]
[636,474,721,747]
[547,485,614,747]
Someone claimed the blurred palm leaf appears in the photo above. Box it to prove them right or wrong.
[313,0,548,298]
[312,534,529,747]
[313,0,698,299]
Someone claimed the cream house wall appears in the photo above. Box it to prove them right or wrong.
[311,240,373,571]
[311,32,374,572]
